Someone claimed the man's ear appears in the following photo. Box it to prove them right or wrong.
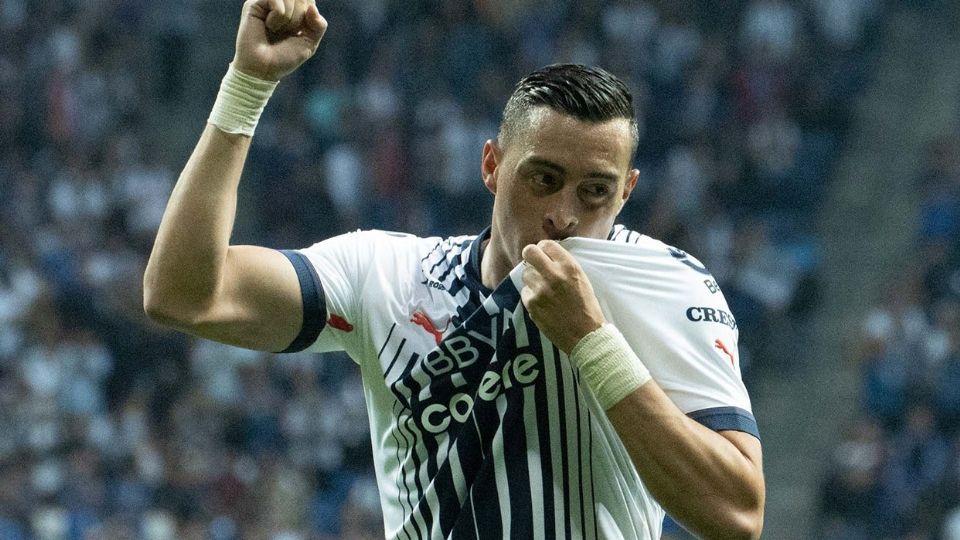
[619,168,640,211]
[481,139,501,194]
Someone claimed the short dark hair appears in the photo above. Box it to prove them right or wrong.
[498,64,639,153]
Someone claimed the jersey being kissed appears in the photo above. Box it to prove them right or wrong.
[281,225,758,540]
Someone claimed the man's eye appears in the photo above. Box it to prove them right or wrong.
[532,173,557,187]
[584,184,611,197]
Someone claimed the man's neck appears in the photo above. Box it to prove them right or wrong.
[478,236,512,290]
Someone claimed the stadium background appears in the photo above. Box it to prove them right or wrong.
[0,0,959,538]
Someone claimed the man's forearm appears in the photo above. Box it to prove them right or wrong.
[143,125,251,321]
[144,1,325,351]
[606,381,765,540]
[518,242,765,537]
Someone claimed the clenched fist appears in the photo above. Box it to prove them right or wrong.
[234,0,327,81]
[520,240,607,353]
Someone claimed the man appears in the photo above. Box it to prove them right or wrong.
[143,0,765,538]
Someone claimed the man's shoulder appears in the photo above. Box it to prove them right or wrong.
[581,225,717,277]
[607,225,684,258]
[608,224,648,246]
[325,229,481,281]
[320,229,475,253]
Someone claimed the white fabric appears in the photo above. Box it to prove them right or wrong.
[558,236,753,415]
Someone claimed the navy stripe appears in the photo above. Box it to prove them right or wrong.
[432,450,460,535]
[451,493,478,538]
[447,422,485,537]
[385,339,408,381]
[534,343,556,537]
[687,406,760,439]
[377,323,398,361]
[504,391,532,539]
[278,250,326,353]
[401,413,429,540]
[447,278,466,297]
[572,375,586,539]
[428,250,448,273]
[435,244,470,283]
[470,399,504,537]
[401,414,434,538]
[391,401,414,540]
[553,342,572,539]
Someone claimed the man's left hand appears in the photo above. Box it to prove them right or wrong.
[520,240,606,353]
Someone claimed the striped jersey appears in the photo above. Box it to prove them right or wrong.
[281,225,758,539]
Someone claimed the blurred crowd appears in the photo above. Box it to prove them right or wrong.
[0,0,885,538]
[817,134,960,539]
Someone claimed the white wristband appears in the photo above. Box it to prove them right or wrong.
[207,63,279,136]
[569,323,652,410]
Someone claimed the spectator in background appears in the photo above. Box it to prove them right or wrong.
[818,417,886,539]
[809,0,880,52]
[820,124,960,535]
[741,0,800,62]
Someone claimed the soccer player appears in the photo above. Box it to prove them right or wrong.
[143,0,765,538]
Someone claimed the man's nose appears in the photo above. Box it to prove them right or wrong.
[543,192,579,239]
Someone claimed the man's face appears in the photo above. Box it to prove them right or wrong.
[482,107,639,268]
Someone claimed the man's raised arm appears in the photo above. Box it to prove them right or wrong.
[143,0,327,352]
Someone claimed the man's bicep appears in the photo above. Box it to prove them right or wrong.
[719,429,763,466]
[718,429,765,502]
[194,245,310,352]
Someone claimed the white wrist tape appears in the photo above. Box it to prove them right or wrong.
[207,63,278,136]
[569,323,652,410]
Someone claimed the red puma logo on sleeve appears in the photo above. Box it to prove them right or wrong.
[714,339,736,368]
[328,314,354,332]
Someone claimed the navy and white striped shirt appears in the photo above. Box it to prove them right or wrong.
[282,226,758,539]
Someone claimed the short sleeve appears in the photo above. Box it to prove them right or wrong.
[278,249,327,353]
[281,230,384,355]
[563,237,759,439]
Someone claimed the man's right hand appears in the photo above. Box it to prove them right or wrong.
[234,0,327,81]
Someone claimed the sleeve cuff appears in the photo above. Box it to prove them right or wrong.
[278,250,327,353]
[687,406,760,440]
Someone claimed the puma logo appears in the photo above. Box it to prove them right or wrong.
[328,314,354,332]
[411,311,450,345]
[714,339,735,368]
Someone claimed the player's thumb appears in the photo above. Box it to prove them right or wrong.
[303,5,327,42]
